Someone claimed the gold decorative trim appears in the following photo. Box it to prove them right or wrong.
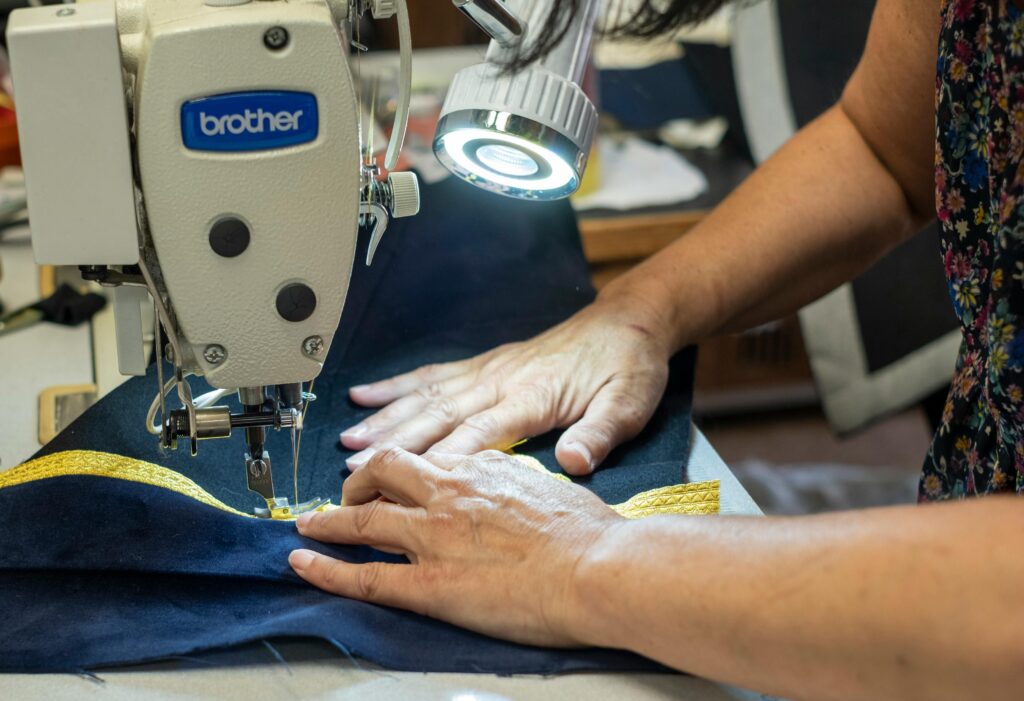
[3,450,719,520]
[513,454,720,516]
[0,450,253,517]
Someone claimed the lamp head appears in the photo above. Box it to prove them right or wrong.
[434,1,600,201]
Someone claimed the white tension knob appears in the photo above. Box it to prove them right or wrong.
[387,171,420,218]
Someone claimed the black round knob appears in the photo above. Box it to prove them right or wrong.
[209,218,250,258]
[276,283,316,322]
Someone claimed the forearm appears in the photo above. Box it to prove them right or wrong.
[573,500,1024,701]
[598,104,930,351]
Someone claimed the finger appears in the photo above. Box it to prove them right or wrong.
[345,384,499,466]
[342,448,442,507]
[296,500,421,551]
[341,374,481,451]
[429,389,556,455]
[348,360,472,408]
[289,550,426,613]
[419,451,467,471]
[556,375,664,476]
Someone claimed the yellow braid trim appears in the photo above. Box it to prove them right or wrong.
[2,450,718,519]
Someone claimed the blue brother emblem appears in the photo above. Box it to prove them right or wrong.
[181,91,318,152]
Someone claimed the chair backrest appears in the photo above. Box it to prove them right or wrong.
[732,0,959,433]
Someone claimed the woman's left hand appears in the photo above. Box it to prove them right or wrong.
[288,447,623,647]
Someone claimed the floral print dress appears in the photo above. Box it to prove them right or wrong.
[927,0,1024,498]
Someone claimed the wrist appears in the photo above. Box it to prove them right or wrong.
[563,517,642,650]
[593,271,695,355]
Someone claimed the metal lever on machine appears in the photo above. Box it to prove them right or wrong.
[361,170,421,265]
[368,0,413,170]
[452,0,526,47]
[161,405,300,450]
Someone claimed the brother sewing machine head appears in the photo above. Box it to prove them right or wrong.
[7,0,597,514]
[7,0,421,513]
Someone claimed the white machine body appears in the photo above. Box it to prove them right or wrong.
[10,0,368,389]
[130,0,360,388]
[7,1,139,265]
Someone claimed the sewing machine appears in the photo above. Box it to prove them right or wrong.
[7,0,598,515]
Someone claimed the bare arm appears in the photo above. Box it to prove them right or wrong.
[606,0,939,346]
[291,450,1024,701]
[575,500,1024,701]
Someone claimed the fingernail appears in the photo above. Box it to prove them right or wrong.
[296,512,314,530]
[350,384,370,394]
[341,424,368,440]
[289,549,315,571]
[346,448,376,470]
[566,441,594,471]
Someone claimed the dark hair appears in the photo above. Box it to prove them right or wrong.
[508,1,733,71]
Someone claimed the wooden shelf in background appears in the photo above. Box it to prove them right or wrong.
[578,209,708,264]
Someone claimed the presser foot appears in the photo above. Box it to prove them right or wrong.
[254,496,332,520]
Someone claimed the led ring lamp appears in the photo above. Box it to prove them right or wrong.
[435,0,600,200]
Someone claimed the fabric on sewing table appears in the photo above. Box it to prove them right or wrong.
[0,450,715,673]
[1,178,704,674]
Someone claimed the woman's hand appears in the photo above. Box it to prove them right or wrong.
[289,448,624,647]
[340,291,677,475]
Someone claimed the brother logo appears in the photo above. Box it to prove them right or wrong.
[181,91,318,152]
[200,108,304,137]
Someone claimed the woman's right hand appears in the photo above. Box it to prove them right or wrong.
[339,290,679,475]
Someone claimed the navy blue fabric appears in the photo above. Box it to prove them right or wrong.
[599,60,715,130]
[0,476,664,673]
[4,177,697,673]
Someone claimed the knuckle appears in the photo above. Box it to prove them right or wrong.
[355,563,386,600]
[481,354,516,380]
[305,511,331,535]
[515,381,556,412]
[423,397,460,425]
[609,395,648,432]
[352,500,382,538]
[476,380,501,404]
[319,559,340,589]
[477,449,508,463]
[427,508,457,533]
[372,446,406,470]
[414,382,447,402]
[463,411,500,437]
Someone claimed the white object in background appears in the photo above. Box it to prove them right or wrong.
[658,117,729,151]
[572,136,708,211]
[7,2,139,265]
